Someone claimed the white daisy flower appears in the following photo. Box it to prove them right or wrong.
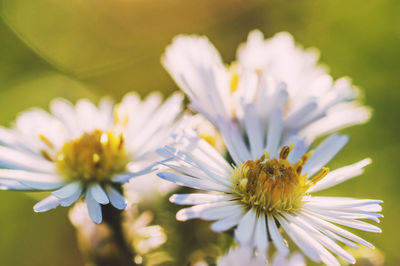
[217,246,305,266]
[157,112,382,266]
[162,30,370,143]
[0,92,184,223]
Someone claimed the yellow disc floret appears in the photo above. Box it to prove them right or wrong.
[232,146,329,214]
[228,62,239,93]
[55,130,129,183]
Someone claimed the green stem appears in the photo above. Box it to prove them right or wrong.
[93,204,137,266]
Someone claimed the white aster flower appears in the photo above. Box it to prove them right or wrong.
[0,92,184,223]
[157,111,382,266]
[162,30,370,144]
[217,246,305,266]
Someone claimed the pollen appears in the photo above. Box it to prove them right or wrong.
[55,130,129,183]
[228,62,239,93]
[231,146,329,214]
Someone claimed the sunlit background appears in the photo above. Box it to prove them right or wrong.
[0,0,399,265]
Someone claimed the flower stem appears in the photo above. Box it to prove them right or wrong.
[70,200,137,266]
[96,204,137,266]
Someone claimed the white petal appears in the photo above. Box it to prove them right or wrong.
[169,193,232,205]
[254,214,268,252]
[305,196,382,209]
[129,93,183,154]
[75,99,99,132]
[49,98,81,138]
[300,104,371,142]
[161,146,232,187]
[88,184,109,205]
[218,117,251,163]
[303,207,381,233]
[189,134,233,175]
[234,209,257,245]
[267,213,289,254]
[0,146,55,173]
[266,109,283,158]
[123,93,162,139]
[285,100,318,128]
[301,212,374,248]
[14,108,68,152]
[162,35,231,125]
[216,117,244,166]
[34,195,60,212]
[0,180,31,190]
[244,104,265,159]
[297,213,358,250]
[303,134,349,177]
[211,211,244,232]
[0,169,64,190]
[161,161,231,188]
[308,158,372,192]
[0,127,20,148]
[105,185,127,210]
[277,215,326,263]
[85,192,102,224]
[176,201,240,221]
[284,135,309,164]
[52,181,81,199]
[199,203,242,221]
[112,165,156,183]
[303,205,381,223]
[157,172,230,192]
[283,213,355,264]
[19,180,63,190]
[59,186,83,207]
[160,143,232,187]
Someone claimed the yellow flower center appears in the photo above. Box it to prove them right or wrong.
[231,146,328,214]
[54,130,129,183]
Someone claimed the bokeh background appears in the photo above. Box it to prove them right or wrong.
[0,0,399,265]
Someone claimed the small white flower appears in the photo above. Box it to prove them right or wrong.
[217,246,305,266]
[269,253,305,266]
[157,110,382,266]
[0,92,184,223]
[217,246,266,266]
[69,202,167,256]
[162,30,370,144]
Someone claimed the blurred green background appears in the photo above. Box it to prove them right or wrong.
[0,0,399,265]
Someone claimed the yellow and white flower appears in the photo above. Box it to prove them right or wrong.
[162,30,370,144]
[157,109,382,265]
[0,92,184,223]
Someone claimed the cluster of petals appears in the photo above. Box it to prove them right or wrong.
[0,93,185,223]
[158,30,382,265]
[0,28,383,266]
[163,30,370,144]
[157,113,381,265]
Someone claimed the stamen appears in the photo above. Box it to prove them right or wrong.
[40,150,54,161]
[310,167,329,184]
[39,134,54,149]
[55,129,129,183]
[279,146,291,160]
[232,146,326,214]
